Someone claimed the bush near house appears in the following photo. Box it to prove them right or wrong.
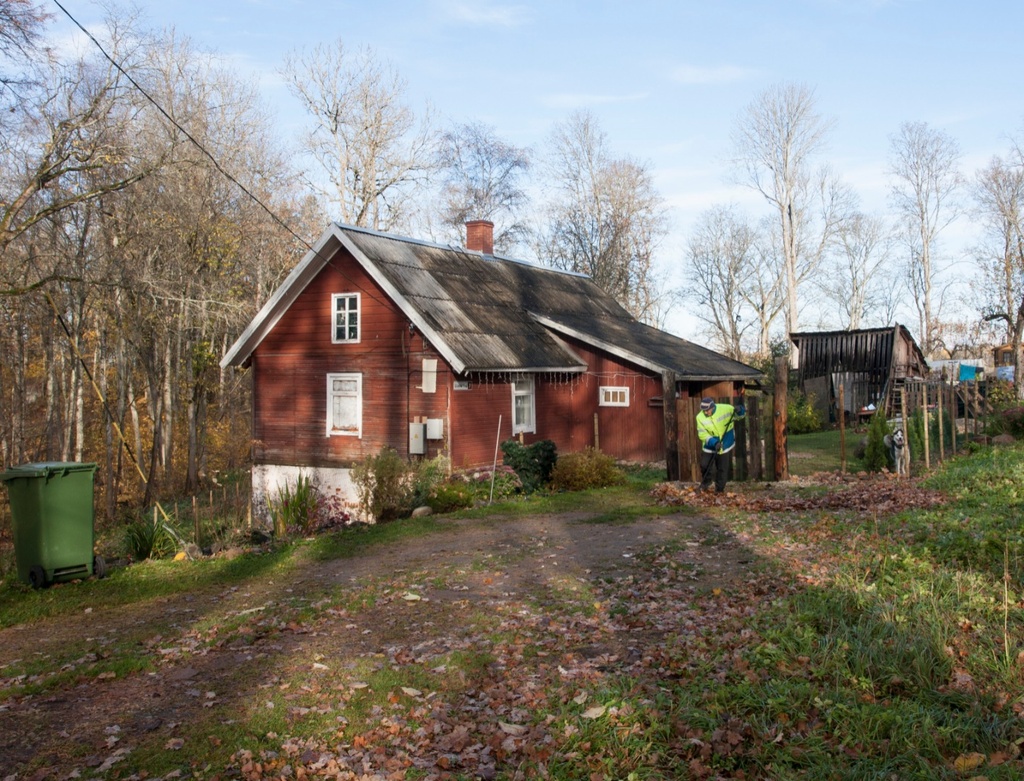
[550,447,625,491]
[500,439,557,493]
[787,390,823,434]
[863,411,892,472]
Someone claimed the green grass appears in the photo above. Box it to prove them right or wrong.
[788,427,860,474]
[7,446,1024,778]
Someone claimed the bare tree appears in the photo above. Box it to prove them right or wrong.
[0,0,50,112]
[888,121,964,355]
[541,110,669,323]
[282,40,436,231]
[975,153,1024,396]
[684,205,761,358]
[435,120,532,253]
[0,25,151,281]
[731,83,849,355]
[819,212,897,330]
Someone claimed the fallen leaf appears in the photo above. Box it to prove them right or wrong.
[953,753,986,772]
[573,692,588,705]
[582,705,607,719]
[402,592,422,601]
[499,721,528,736]
[165,738,185,750]
[401,687,422,697]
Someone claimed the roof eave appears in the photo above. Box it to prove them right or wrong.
[530,313,669,374]
[220,224,342,369]
[220,223,471,374]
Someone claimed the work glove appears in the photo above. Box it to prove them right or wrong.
[735,404,746,417]
[706,437,719,450]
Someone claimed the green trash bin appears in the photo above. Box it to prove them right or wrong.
[0,462,105,588]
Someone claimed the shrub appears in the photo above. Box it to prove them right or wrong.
[787,390,823,434]
[455,465,524,502]
[862,412,891,472]
[412,454,451,507]
[426,481,476,513]
[550,447,624,491]
[500,439,557,492]
[123,515,177,560]
[351,447,414,522]
[267,472,319,536]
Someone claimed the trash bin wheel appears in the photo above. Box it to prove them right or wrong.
[28,565,46,589]
[93,555,107,579]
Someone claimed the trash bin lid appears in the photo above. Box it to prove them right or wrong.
[0,462,98,482]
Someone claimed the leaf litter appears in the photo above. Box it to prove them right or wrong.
[0,472,1019,779]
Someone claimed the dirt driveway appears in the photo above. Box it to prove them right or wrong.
[0,508,758,777]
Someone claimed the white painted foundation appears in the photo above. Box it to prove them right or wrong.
[251,464,365,526]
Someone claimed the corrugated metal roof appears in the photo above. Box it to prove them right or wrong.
[222,222,763,382]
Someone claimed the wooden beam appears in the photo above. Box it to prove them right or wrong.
[662,372,679,481]
[773,357,789,481]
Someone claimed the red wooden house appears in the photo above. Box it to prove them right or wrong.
[221,221,762,520]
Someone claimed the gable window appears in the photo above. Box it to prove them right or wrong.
[599,386,630,407]
[327,373,362,436]
[332,293,360,343]
[512,375,536,434]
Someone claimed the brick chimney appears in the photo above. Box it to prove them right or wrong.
[465,220,494,255]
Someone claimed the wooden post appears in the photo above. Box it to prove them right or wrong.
[663,372,679,481]
[677,396,699,482]
[838,384,847,473]
[747,395,763,481]
[900,385,910,477]
[949,382,957,454]
[937,384,945,462]
[773,357,789,481]
[922,385,930,470]
[973,379,979,436]
[733,393,748,482]
[593,413,600,451]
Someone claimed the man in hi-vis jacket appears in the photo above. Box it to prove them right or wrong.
[696,396,745,493]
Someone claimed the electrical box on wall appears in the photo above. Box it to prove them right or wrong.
[426,418,443,440]
[409,423,426,454]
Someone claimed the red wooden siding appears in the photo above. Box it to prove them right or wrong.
[530,340,665,462]
[252,249,670,470]
[448,378,515,469]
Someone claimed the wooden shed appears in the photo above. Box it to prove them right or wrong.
[791,325,929,423]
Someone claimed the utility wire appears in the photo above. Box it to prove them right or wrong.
[51,0,399,313]
[51,0,317,258]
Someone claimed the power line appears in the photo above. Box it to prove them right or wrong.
[50,0,318,258]
[49,0,401,319]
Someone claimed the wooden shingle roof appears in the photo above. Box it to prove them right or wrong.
[222,223,762,382]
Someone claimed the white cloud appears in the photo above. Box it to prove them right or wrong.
[670,64,757,85]
[440,0,532,27]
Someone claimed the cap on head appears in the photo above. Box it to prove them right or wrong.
[700,397,715,412]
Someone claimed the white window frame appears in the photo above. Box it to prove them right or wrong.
[326,373,362,437]
[599,386,630,407]
[331,293,361,344]
[512,374,536,434]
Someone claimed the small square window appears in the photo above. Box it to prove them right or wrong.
[599,386,629,407]
[332,293,360,343]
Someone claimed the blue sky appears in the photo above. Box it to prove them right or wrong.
[55,0,1024,339]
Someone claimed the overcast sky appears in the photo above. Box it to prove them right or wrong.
[54,0,1024,340]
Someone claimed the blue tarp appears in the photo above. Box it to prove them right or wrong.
[959,364,980,381]
[997,365,1015,382]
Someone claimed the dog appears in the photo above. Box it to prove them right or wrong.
[884,429,907,475]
